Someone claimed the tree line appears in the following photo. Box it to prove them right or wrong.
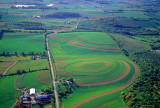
[45,12,81,19]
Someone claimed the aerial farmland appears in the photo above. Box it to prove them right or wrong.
[0,0,160,108]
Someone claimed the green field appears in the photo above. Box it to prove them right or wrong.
[15,70,51,91]
[77,90,128,108]
[49,32,138,108]
[23,71,51,90]
[0,76,17,108]
[0,15,26,21]
[0,33,45,54]
[113,12,150,18]
[78,20,91,26]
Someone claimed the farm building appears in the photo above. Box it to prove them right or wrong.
[62,81,68,85]
[30,88,35,95]
[36,95,51,101]
[47,4,54,7]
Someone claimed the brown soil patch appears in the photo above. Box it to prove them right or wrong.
[75,60,130,86]
[69,62,140,108]
[2,61,17,75]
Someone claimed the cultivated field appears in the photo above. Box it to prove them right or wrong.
[6,59,49,75]
[0,61,14,74]
[49,32,139,108]
[0,33,45,54]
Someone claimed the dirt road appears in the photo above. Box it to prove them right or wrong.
[2,61,17,75]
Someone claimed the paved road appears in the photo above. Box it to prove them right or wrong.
[46,36,59,108]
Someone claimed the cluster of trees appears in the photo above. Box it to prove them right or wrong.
[15,68,48,76]
[0,51,47,58]
[150,43,160,50]
[91,18,160,36]
[45,86,54,94]
[17,69,27,75]
[121,51,160,107]
[0,14,2,19]
[6,21,45,30]
[1,68,48,77]
[0,30,4,40]
[45,12,81,19]
[57,77,74,102]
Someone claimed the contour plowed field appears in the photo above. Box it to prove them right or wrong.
[49,32,139,108]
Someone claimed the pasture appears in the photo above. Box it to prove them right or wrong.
[0,33,45,54]
[49,32,139,107]
[23,71,51,90]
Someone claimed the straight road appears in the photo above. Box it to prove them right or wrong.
[46,35,59,108]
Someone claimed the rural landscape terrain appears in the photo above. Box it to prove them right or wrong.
[0,0,160,108]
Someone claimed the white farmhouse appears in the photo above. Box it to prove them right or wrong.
[30,88,36,95]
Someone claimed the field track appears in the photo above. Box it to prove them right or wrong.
[2,61,17,75]
[75,60,130,86]
[70,61,140,108]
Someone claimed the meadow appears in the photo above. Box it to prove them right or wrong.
[0,32,45,54]
[15,70,51,91]
[49,32,139,108]
[23,70,51,90]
